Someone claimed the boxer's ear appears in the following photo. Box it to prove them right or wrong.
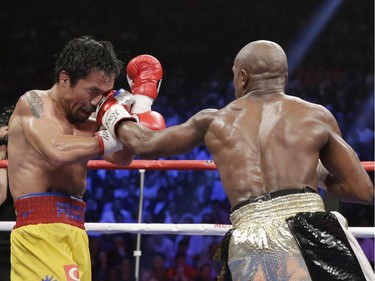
[240,68,249,89]
[59,71,70,87]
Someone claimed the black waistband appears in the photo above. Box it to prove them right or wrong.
[231,186,317,213]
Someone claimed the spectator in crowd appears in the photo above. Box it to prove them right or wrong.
[93,251,111,281]
[119,257,136,281]
[107,235,132,267]
[166,253,197,281]
[194,263,216,281]
[0,105,14,281]
[100,198,134,223]
[151,253,168,281]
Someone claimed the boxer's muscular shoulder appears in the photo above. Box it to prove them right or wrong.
[192,108,218,126]
[197,108,219,116]
[18,90,50,118]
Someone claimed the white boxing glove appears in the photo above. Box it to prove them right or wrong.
[96,89,137,136]
[95,130,123,157]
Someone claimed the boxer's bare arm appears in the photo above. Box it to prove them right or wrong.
[318,107,373,204]
[15,92,134,168]
[89,119,135,166]
[117,109,217,159]
[17,94,101,166]
[102,145,135,166]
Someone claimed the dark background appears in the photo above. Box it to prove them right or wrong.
[0,1,373,105]
[0,1,373,279]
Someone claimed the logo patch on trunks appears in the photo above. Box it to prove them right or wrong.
[64,264,80,281]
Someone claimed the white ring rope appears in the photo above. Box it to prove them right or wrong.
[0,222,373,238]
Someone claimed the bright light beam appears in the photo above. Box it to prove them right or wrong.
[287,0,344,76]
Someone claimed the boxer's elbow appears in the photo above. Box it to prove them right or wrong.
[345,182,374,205]
[353,174,374,204]
[359,184,374,205]
[104,148,135,167]
[118,154,134,166]
[327,180,374,205]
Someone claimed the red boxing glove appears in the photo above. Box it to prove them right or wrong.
[126,55,163,113]
[96,89,136,136]
[135,111,166,131]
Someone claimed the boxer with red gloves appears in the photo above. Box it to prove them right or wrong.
[96,88,166,139]
[99,41,374,281]
[126,54,166,130]
[126,54,162,113]
[93,88,135,157]
[95,54,166,156]
[95,88,136,137]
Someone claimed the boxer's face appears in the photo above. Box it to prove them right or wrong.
[63,70,115,123]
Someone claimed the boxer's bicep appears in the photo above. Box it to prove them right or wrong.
[18,93,63,158]
[24,115,101,165]
[23,114,66,159]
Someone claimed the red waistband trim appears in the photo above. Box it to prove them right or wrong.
[14,193,86,229]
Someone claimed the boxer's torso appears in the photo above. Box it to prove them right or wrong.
[203,92,329,207]
[8,90,100,200]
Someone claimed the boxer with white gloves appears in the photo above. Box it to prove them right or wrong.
[96,54,166,139]
[96,89,165,136]
[95,129,123,157]
[95,89,136,137]
[93,89,134,157]
[7,36,133,281]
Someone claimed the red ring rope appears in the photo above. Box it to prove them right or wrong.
[0,160,373,171]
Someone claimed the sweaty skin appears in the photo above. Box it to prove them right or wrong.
[8,70,134,200]
[116,40,373,208]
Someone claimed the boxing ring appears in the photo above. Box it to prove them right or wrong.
[0,160,374,280]
[0,159,374,236]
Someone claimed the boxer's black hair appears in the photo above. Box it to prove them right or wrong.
[54,36,124,87]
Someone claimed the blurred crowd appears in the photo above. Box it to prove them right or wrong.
[0,1,373,280]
